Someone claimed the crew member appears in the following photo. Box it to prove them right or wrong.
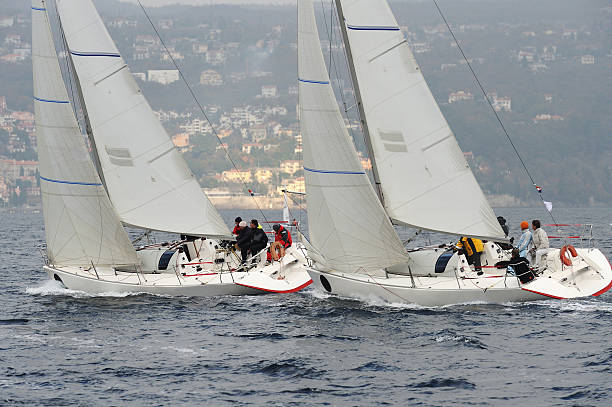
[232,217,242,236]
[249,219,268,258]
[270,223,292,261]
[235,220,252,263]
[495,216,514,249]
[531,219,550,268]
[517,221,533,258]
[456,236,484,274]
[502,248,535,284]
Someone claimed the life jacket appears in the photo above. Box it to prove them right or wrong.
[457,237,484,256]
[274,225,292,248]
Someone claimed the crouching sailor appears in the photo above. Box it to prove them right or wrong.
[456,237,484,275]
[270,224,292,261]
[505,248,535,284]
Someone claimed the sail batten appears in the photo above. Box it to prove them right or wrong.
[32,0,139,267]
[338,0,506,240]
[55,0,231,238]
[299,0,408,274]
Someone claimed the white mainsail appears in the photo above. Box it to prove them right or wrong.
[32,0,139,267]
[299,0,408,273]
[337,0,505,240]
[55,0,231,238]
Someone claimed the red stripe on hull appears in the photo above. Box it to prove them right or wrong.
[521,287,565,300]
[235,279,312,294]
[593,258,612,297]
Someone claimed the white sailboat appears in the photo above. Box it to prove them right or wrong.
[32,0,311,295]
[298,0,612,306]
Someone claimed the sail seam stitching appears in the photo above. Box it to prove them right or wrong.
[369,39,407,63]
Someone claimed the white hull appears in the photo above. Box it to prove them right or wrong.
[45,245,312,297]
[307,247,612,306]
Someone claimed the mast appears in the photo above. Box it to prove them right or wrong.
[333,0,384,206]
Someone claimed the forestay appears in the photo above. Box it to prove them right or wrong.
[32,0,139,267]
[55,0,231,238]
[338,0,505,240]
[298,0,408,273]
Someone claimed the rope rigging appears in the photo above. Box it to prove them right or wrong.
[430,0,560,226]
[137,0,270,226]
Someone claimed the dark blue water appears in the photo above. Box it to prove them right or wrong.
[1,208,612,406]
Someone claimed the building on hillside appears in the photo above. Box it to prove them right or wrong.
[254,168,274,184]
[448,90,474,104]
[200,70,223,86]
[360,157,372,171]
[193,43,208,54]
[0,17,14,27]
[172,133,190,148]
[161,50,183,61]
[206,50,226,65]
[533,114,565,123]
[147,69,179,85]
[490,93,511,112]
[222,170,252,183]
[249,125,267,142]
[581,55,595,65]
[0,159,38,179]
[280,160,301,175]
[278,177,305,195]
[242,143,262,154]
[132,72,146,81]
[180,118,209,134]
[261,85,278,98]
[0,177,8,205]
[530,63,548,72]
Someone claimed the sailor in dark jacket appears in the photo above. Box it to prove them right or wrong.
[249,219,268,257]
[235,221,252,262]
[497,248,535,284]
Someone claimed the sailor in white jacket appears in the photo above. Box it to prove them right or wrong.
[531,219,550,268]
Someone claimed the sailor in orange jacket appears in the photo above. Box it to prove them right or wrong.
[456,236,484,274]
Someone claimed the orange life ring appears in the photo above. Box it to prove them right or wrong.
[560,245,578,266]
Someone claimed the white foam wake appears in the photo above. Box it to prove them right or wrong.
[25,279,146,298]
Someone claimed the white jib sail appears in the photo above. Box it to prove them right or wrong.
[339,0,505,240]
[299,0,408,273]
[55,0,231,238]
[32,0,139,267]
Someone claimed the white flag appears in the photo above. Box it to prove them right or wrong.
[544,201,553,212]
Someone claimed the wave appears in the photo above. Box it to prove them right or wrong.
[0,318,29,325]
[25,279,154,299]
[249,358,324,379]
[408,377,476,390]
[533,299,612,313]
[160,345,200,355]
[434,331,487,349]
